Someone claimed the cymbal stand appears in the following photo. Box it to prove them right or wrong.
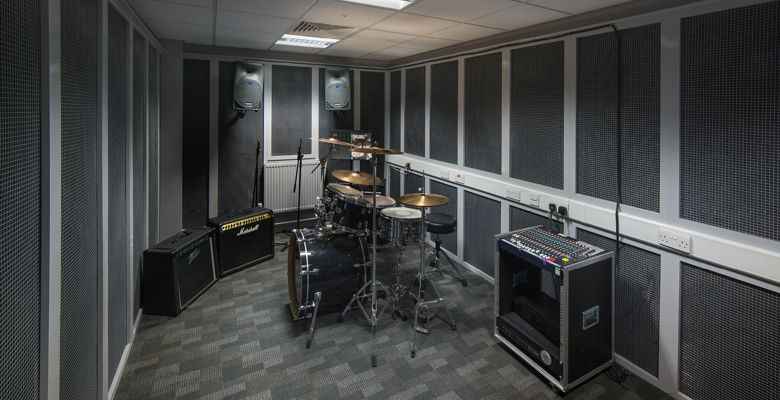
[337,154,389,367]
[311,145,333,228]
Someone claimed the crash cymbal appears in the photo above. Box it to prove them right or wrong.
[398,192,449,208]
[311,137,353,146]
[348,146,402,155]
[332,169,384,186]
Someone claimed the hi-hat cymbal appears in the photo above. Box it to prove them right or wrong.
[398,192,449,207]
[349,146,402,155]
[311,137,353,146]
[332,170,384,186]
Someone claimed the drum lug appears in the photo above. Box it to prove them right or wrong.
[300,266,320,275]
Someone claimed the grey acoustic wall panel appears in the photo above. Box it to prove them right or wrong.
[132,30,146,320]
[181,59,210,227]
[148,45,159,245]
[465,53,502,174]
[404,66,425,156]
[577,229,660,377]
[319,68,354,184]
[509,207,562,233]
[430,61,458,164]
[218,61,263,213]
[680,3,780,241]
[272,65,312,155]
[576,24,660,212]
[389,167,400,199]
[464,192,500,277]
[360,71,386,179]
[107,6,128,379]
[680,263,780,399]
[429,181,458,255]
[0,0,40,397]
[510,42,564,189]
[61,0,100,396]
[404,173,424,196]
[390,71,401,151]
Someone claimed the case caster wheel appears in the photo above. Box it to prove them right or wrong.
[461,279,467,287]
[411,350,416,358]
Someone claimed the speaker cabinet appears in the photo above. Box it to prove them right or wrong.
[324,68,351,110]
[142,227,217,316]
[209,207,274,277]
[234,61,263,111]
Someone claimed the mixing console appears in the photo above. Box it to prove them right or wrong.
[499,226,604,270]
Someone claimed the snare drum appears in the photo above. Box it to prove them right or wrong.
[287,229,369,319]
[379,207,422,243]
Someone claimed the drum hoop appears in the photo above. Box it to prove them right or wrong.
[381,207,421,219]
[287,232,300,318]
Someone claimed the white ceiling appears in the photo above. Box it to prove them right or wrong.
[129,0,633,61]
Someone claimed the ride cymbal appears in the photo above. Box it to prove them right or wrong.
[311,137,353,146]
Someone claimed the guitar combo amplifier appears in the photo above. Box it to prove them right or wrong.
[208,207,274,277]
[142,227,217,316]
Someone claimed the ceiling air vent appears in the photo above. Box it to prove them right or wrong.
[291,21,355,39]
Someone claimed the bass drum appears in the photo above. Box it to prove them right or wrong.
[287,229,369,319]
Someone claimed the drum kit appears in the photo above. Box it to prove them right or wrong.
[286,137,463,364]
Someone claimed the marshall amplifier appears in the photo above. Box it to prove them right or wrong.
[208,207,274,277]
[142,227,217,316]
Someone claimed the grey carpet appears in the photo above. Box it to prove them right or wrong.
[116,233,669,400]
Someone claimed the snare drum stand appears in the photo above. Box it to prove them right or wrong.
[337,154,389,367]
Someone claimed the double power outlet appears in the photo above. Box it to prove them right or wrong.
[658,228,692,253]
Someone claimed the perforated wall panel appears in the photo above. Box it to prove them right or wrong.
[429,181,458,255]
[132,30,146,320]
[389,167,400,199]
[360,71,385,179]
[464,192,500,277]
[680,263,780,399]
[272,65,312,155]
[464,53,501,174]
[403,173,424,195]
[430,61,458,164]
[148,46,159,245]
[0,0,40,397]
[404,66,425,156]
[181,59,210,227]
[509,207,561,233]
[510,42,564,189]
[60,0,100,396]
[577,229,660,377]
[107,6,128,379]
[218,61,262,213]
[680,3,780,240]
[576,24,660,212]
[390,71,401,151]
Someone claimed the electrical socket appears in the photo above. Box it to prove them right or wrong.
[529,193,539,207]
[439,169,449,180]
[505,189,520,200]
[658,228,691,253]
[452,171,465,184]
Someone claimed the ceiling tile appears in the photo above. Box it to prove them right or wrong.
[398,36,459,51]
[317,45,371,58]
[130,0,212,26]
[351,29,416,43]
[269,43,324,54]
[404,0,517,22]
[370,12,458,36]
[363,45,422,60]
[129,0,212,9]
[302,0,396,29]
[527,0,632,14]
[216,9,295,33]
[215,27,280,49]
[427,23,504,41]
[318,30,412,57]
[469,3,567,30]
[146,18,212,44]
[217,0,316,19]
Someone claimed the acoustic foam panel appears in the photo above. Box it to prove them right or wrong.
[430,61,458,164]
[464,53,502,174]
[360,71,386,179]
[464,192,501,277]
[429,181,458,255]
[319,68,355,183]
[509,206,562,233]
[577,229,660,377]
[0,0,41,397]
[680,2,780,241]
[148,46,159,245]
[510,41,564,189]
[107,5,128,379]
[576,24,660,212]
[218,61,263,213]
[404,66,425,157]
[181,59,210,227]
[132,30,146,320]
[680,263,779,399]
[272,65,312,156]
[389,167,400,199]
[390,71,401,151]
[404,173,424,196]
[61,0,100,396]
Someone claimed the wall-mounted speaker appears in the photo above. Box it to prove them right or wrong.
[324,68,351,110]
[234,61,263,111]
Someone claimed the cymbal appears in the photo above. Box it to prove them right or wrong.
[311,137,352,146]
[332,170,384,186]
[398,192,449,208]
[349,146,402,155]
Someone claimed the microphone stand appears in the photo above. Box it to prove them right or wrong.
[251,139,261,208]
[280,138,304,253]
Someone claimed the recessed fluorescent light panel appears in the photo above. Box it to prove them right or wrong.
[275,34,340,48]
[339,0,415,10]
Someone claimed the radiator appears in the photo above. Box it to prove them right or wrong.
[264,161,324,212]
